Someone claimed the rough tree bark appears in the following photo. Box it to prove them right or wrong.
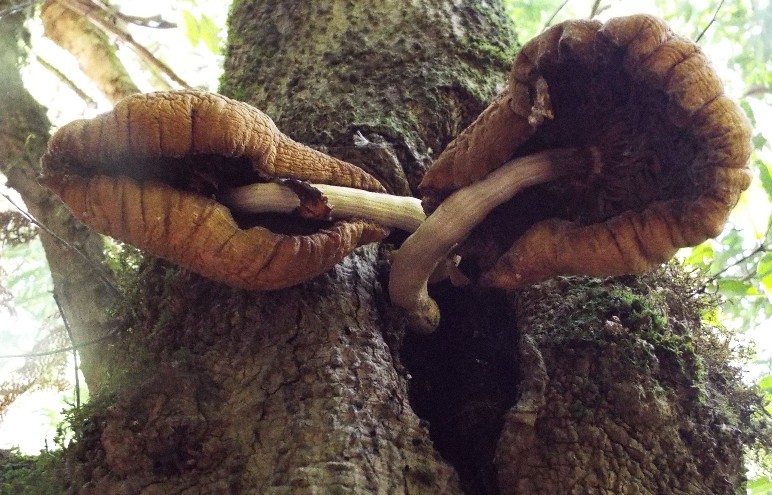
[1,1,760,494]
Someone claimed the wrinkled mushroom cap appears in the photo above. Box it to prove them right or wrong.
[40,90,387,289]
[420,15,752,288]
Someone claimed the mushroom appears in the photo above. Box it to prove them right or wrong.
[40,90,424,289]
[389,15,752,332]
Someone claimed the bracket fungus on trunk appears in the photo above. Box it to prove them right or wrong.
[390,15,753,332]
[40,90,425,289]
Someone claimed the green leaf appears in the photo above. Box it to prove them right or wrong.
[759,252,772,302]
[181,10,200,47]
[752,134,768,151]
[718,279,758,297]
[741,100,756,125]
[758,374,772,393]
[676,2,694,23]
[759,252,772,279]
[199,15,221,55]
[747,476,772,494]
[684,242,714,268]
[758,160,772,202]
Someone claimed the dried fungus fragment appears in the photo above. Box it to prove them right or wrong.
[41,90,388,289]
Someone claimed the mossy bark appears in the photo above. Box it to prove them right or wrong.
[495,273,754,494]
[221,0,517,194]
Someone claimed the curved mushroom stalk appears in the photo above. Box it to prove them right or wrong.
[392,14,752,333]
[389,148,594,332]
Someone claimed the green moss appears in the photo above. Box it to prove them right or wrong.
[462,35,518,69]
[541,280,665,339]
[56,391,114,447]
[529,277,707,390]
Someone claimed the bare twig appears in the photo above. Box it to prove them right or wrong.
[88,0,176,29]
[589,0,603,18]
[0,0,41,19]
[692,242,769,296]
[743,85,771,98]
[35,55,97,108]
[116,13,176,29]
[58,0,191,89]
[696,0,726,43]
[67,0,175,29]
[543,0,569,32]
[1,193,121,299]
[54,294,80,410]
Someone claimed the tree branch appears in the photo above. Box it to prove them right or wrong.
[696,0,726,43]
[35,54,97,107]
[57,0,191,89]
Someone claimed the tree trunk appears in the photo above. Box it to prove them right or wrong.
[5,1,757,494]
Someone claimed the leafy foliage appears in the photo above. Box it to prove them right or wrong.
[0,223,70,420]
[506,0,572,40]
[181,10,222,55]
[0,211,37,247]
[660,0,772,487]
[0,327,69,419]
[0,448,64,495]
[748,476,772,495]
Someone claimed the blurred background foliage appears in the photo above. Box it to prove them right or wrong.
[0,0,770,491]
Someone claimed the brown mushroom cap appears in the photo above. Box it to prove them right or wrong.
[40,90,387,289]
[420,15,752,288]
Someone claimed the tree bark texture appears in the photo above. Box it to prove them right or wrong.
[10,1,756,494]
[221,0,516,195]
[496,273,751,494]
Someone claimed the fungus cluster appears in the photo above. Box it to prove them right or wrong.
[40,15,751,333]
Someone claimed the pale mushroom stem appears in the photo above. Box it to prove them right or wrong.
[221,182,426,232]
[389,148,593,333]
